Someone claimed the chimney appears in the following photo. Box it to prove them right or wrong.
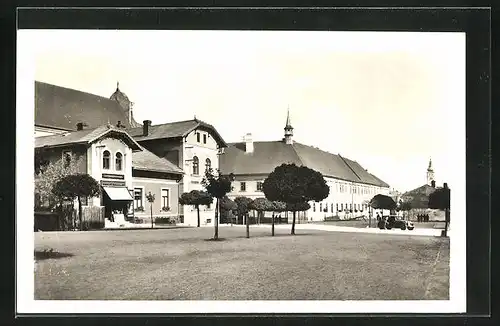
[443,182,448,189]
[244,133,254,153]
[431,180,436,188]
[76,122,87,131]
[116,120,123,128]
[143,120,152,136]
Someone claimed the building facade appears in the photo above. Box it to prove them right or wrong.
[219,111,391,222]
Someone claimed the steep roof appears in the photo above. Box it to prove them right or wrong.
[35,125,142,150]
[132,147,184,175]
[219,140,390,187]
[127,119,228,147]
[35,81,135,131]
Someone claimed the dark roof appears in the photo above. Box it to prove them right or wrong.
[35,125,142,151]
[219,140,390,187]
[127,119,228,147]
[35,81,134,131]
[402,184,436,197]
[132,147,184,175]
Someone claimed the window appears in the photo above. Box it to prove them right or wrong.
[331,203,334,212]
[341,203,343,211]
[192,156,199,175]
[161,189,170,209]
[313,202,316,212]
[320,203,323,212]
[134,188,143,209]
[196,132,201,142]
[325,204,328,213]
[63,151,72,168]
[256,182,263,191]
[240,182,246,192]
[115,152,123,171]
[205,158,211,172]
[103,150,110,169]
[336,203,339,211]
[350,203,352,210]
[203,134,207,144]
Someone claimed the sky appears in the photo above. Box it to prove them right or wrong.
[30,30,465,193]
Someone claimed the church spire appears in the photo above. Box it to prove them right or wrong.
[116,81,120,91]
[284,107,294,145]
[427,158,433,171]
[426,157,435,186]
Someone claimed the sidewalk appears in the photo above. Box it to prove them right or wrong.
[247,223,445,237]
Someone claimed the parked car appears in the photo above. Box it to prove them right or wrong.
[378,215,414,230]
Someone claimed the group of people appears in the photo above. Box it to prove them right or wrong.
[417,214,430,222]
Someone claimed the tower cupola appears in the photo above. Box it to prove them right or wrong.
[284,107,294,145]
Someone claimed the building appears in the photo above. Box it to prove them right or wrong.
[34,81,141,137]
[219,110,391,222]
[401,159,445,220]
[34,81,227,227]
[35,124,184,225]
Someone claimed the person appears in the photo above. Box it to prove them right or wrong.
[376,212,380,222]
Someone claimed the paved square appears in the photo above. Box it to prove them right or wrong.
[34,226,449,300]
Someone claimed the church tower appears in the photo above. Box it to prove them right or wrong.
[110,82,141,127]
[427,158,435,186]
[284,108,294,145]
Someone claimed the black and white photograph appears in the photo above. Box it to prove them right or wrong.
[15,10,475,315]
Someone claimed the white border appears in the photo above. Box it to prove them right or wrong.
[16,30,466,314]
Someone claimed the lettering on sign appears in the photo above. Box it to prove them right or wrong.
[101,180,126,187]
[191,181,200,184]
[102,173,125,180]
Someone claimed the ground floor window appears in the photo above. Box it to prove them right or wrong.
[134,188,143,210]
[161,188,170,210]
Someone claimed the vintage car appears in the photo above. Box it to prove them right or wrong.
[378,215,414,230]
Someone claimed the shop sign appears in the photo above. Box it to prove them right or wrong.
[102,173,125,180]
[101,180,126,187]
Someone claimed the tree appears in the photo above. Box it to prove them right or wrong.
[146,192,155,229]
[271,201,287,235]
[250,198,274,235]
[428,184,451,236]
[398,200,412,219]
[34,152,85,211]
[52,174,101,230]
[262,163,329,235]
[220,196,237,225]
[202,168,234,240]
[179,190,214,227]
[369,194,397,211]
[234,197,254,238]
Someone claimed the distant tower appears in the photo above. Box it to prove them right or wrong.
[284,107,294,145]
[427,158,435,185]
[110,81,140,127]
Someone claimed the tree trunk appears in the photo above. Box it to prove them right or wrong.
[291,211,296,235]
[214,198,219,240]
[246,213,250,238]
[78,196,83,231]
[271,212,275,236]
[150,203,154,229]
[196,205,200,227]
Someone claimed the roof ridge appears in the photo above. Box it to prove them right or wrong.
[338,154,363,183]
[290,143,306,167]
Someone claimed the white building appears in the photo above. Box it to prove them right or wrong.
[219,111,390,222]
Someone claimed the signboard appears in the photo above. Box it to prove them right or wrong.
[191,181,200,184]
[102,173,125,180]
[101,180,126,187]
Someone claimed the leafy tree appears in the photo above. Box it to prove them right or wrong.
[263,163,329,235]
[369,194,397,211]
[52,174,101,230]
[146,192,155,229]
[249,198,277,235]
[202,168,235,240]
[179,190,214,227]
[397,200,412,219]
[234,197,254,238]
[34,152,84,211]
[428,184,451,236]
[220,196,237,225]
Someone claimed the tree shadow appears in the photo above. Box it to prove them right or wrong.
[204,238,227,242]
[34,250,74,261]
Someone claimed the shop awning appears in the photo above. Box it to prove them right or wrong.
[103,187,133,201]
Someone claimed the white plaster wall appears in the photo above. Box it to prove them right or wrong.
[180,129,220,226]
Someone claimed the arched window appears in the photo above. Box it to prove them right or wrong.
[192,156,199,175]
[205,158,211,172]
[115,152,123,171]
[103,150,110,169]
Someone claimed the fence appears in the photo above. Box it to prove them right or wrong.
[35,204,105,231]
